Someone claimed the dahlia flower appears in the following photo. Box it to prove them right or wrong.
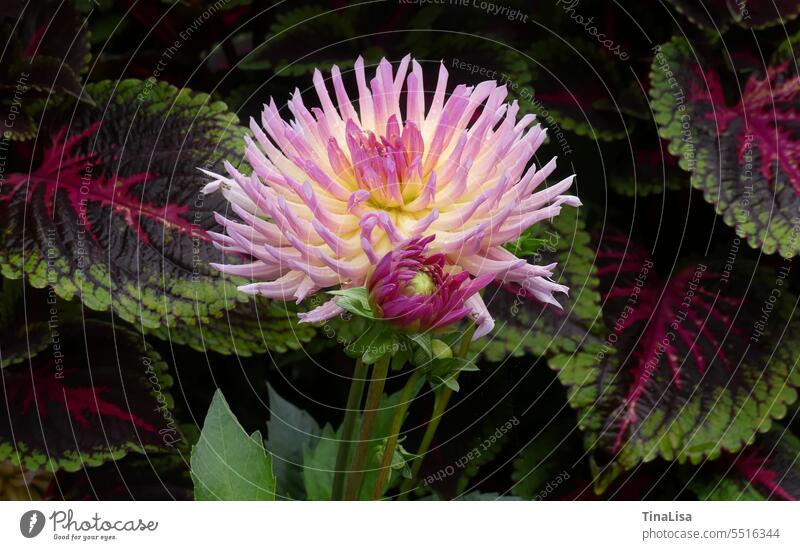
[203,55,580,339]
[367,235,493,332]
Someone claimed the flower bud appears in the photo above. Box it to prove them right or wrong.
[431,339,453,360]
[366,236,493,333]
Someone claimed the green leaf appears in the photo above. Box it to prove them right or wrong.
[441,376,460,392]
[502,228,550,258]
[191,390,276,501]
[302,388,417,500]
[386,442,416,479]
[265,384,322,499]
[364,331,396,365]
[343,322,396,364]
[328,287,375,319]
[302,424,339,501]
[423,357,477,392]
[408,333,433,361]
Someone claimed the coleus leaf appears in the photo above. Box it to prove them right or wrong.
[10,1,91,81]
[690,428,800,500]
[0,319,177,472]
[53,452,191,500]
[0,278,50,368]
[146,297,316,356]
[0,0,92,139]
[554,233,800,491]
[0,79,247,329]
[483,208,604,362]
[650,37,800,258]
[0,102,36,141]
[666,0,800,30]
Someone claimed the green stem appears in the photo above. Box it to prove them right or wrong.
[331,359,368,501]
[371,369,422,499]
[457,322,477,358]
[399,323,477,499]
[398,383,452,498]
[344,355,391,500]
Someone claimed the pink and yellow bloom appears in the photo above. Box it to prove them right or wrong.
[367,235,493,333]
[204,55,580,338]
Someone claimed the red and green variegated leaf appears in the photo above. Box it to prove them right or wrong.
[0,1,92,140]
[53,452,192,500]
[482,208,605,363]
[0,319,177,472]
[651,37,800,258]
[146,296,316,356]
[667,0,800,29]
[664,0,738,30]
[0,279,52,368]
[0,100,36,141]
[11,0,91,80]
[0,78,249,329]
[691,429,800,500]
[551,233,800,491]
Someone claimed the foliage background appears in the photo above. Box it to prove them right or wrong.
[1,0,799,500]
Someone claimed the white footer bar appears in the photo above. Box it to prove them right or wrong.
[1,501,797,548]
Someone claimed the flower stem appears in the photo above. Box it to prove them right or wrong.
[398,383,452,498]
[331,358,368,501]
[457,321,477,358]
[371,369,422,499]
[399,323,477,499]
[343,354,391,500]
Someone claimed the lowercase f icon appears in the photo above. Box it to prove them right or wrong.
[20,510,45,538]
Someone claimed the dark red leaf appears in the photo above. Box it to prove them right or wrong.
[0,319,176,472]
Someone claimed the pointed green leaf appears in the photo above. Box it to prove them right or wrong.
[191,390,276,501]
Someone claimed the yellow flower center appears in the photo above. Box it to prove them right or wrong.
[405,271,436,296]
